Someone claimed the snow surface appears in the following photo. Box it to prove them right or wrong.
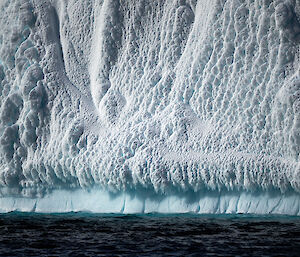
[0,0,299,214]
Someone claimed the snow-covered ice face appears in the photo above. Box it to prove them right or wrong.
[0,0,299,215]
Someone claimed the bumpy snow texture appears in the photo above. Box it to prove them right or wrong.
[0,0,300,214]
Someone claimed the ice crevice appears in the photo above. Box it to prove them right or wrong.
[0,0,299,214]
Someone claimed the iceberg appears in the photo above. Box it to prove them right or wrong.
[0,0,299,214]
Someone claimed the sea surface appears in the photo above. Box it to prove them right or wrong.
[0,212,299,256]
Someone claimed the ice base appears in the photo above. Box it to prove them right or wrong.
[1,189,299,215]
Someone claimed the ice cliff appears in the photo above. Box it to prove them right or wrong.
[0,0,299,214]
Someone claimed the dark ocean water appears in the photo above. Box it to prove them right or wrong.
[0,212,299,256]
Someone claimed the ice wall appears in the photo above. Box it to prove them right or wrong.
[0,0,299,214]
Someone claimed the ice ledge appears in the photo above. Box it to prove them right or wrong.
[0,189,299,215]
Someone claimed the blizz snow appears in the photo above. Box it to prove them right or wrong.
[0,0,299,214]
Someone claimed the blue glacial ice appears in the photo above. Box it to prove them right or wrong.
[0,0,299,214]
